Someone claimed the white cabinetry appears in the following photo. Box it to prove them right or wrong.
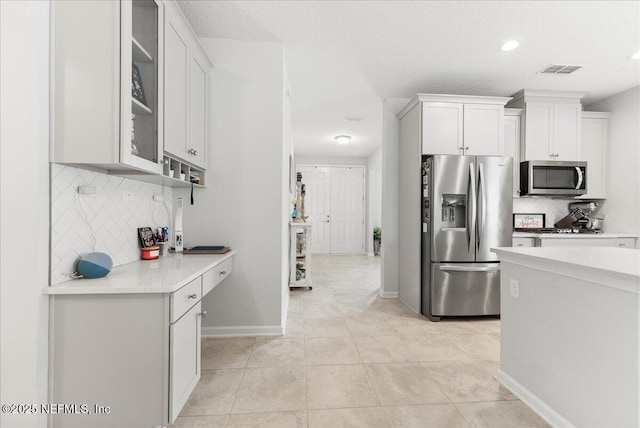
[421,102,463,155]
[164,2,212,170]
[538,237,636,248]
[507,90,584,161]
[290,223,312,289]
[504,109,522,197]
[580,112,610,199]
[408,94,510,156]
[512,237,535,247]
[49,255,234,427]
[463,103,506,156]
[51,0,163,175]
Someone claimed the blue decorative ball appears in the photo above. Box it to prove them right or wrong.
[77,252,113,279]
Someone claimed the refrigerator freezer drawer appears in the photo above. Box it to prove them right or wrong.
[431,262,500,316]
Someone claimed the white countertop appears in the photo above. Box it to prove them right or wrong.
[45,251,236,295]
[492,247,640,293]
[512,231,639,239]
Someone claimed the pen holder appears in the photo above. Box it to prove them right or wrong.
[158,242,169,256]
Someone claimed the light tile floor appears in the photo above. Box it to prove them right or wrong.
[171,254,549,428]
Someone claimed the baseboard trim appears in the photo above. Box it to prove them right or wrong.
[497,370,574,428]
[202,325,283,338]
[378,290,399,298]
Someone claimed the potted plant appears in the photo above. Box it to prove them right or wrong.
[373,227,381,239]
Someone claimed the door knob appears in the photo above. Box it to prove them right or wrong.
[199,310,207,318]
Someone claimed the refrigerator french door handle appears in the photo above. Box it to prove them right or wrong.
[575,166,584,190]
[467,162,477,253]
[477,162,487,249]
[438,265,500,272]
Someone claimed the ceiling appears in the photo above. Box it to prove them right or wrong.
[178,1,640,158]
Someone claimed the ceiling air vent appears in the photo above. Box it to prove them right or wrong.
[539,64,582,74]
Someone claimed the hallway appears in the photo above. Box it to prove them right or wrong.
[171,255,548,427]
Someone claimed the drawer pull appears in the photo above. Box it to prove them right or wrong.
[619,243,626,247]
[188,294,198,299]
[517,243,524,247]
[219,271,227,275]
[199,310,207,318]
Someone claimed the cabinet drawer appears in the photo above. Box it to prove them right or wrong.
[540,237,636,248]
[202,258,233,296]
[512,237,536,248]
[171,277,201,323]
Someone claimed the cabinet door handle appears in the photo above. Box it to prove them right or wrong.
[219,270,227,275]
[199,310,207,318]
[188,294,198,299]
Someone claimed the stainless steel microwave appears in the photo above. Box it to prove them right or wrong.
[520,160,587,196]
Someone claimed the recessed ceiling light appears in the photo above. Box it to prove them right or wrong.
[334,135,351,144]
[631,50,640,60]
[500,40,519,52]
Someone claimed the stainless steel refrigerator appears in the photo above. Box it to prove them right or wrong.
[421,155,513,321]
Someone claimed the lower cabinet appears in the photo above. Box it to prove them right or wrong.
[538,237,636,248]
[170,301,201,422]
[49,259,232,427]
[512,237,536,247]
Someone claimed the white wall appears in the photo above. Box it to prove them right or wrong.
[586,86,640,235]
[177,38,287,336]
[367,148,382,255]
[0,1,50,426]
[380,98,410,298]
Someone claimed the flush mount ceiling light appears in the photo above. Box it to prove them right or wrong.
[631,50,640,60]
[499,40,519,52]
[334,135,351,144]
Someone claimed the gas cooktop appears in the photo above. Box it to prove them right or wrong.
[514,228,602,234]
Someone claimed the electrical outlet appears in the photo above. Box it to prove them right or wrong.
[77,185,97,196]
[510,279,520,298]
[152,194,164,202]
[123,191,135,201]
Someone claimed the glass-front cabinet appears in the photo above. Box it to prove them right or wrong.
[123,0,163,172]
[51,0,162,175]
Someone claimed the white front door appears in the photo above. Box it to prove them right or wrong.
[298,165,365,254]
[330,167,365,254]
[298,166,331,253]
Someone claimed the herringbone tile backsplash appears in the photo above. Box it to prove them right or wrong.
[513,197,579,228]
[50,164,173,285]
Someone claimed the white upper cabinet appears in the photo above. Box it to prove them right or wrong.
[164,2,212,170]
[164,9,190,163]
[503,109,522,197]
[51,0,163,175]
[508,90,584,161]
[463,103,505,156]
[421,102,464,155]
[410,94,510,156]
[552,103,582,160]
[580,112,610,199]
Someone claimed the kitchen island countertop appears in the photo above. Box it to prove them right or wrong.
[512,231,639,239]
[492,246,640,293]
[45,251,236,295]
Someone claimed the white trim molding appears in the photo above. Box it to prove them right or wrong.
[202,325,283,338]
[378,289,398,298]
[497,370,575,428]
